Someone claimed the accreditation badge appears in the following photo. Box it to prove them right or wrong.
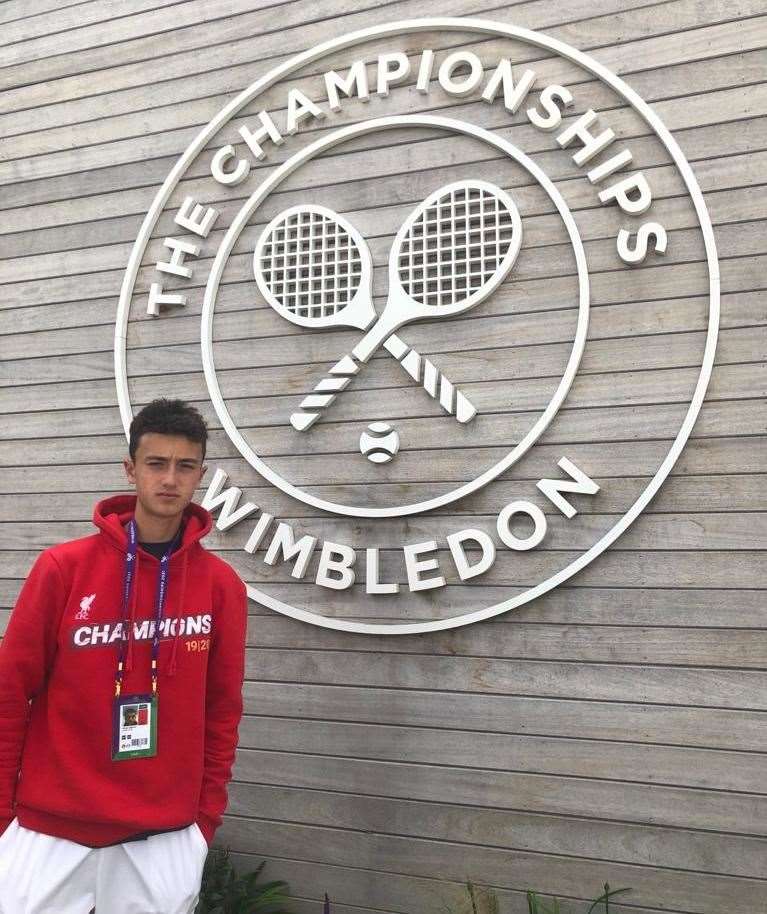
[112,693,158,760]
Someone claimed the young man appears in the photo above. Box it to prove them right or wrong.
[0,399,248,914]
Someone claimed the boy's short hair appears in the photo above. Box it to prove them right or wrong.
[129,399,208,461]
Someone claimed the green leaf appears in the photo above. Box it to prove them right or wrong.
[587,885,632,913]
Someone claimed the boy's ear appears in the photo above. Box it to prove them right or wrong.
[123,456,136,484]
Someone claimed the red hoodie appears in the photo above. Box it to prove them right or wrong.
[0,494,247,847]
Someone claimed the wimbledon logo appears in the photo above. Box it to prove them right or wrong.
[116,18,719,634]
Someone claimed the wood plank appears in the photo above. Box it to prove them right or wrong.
[0,0,554,93]
[4,4,759,135]
[5,387,760,459]
[1,67,763,210]
[1,0,746,102]
[3,548,764,593]
[3,355,760,419]
[1,21,763,191]
[2,580,766,627]
[0,0,339,69]
[5,506,767,551]
[4,363,762,444]
[0,311,750,391]
[245,646,767,703]
[2,589,765,670]
[0,399,763,484]
[3,600,764,707]
[0,192,749,308]
[3,105,761,239]
[2,143,761,283]
[244,681,767,752]
[3,473,765,519]
[0,246,756,344]
[2,145,762,265]
[2,583,766,628]
[1,434,764,490]
[215,816,767,914]
[2,257,742,361]
[234,715,767,794]
[2,22,760,171]
[232,547,767,589]
[0,0,92,26]
[224,779,767,876]
[0,0,284,48]
[223,853,678,914]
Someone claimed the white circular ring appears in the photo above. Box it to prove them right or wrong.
[201,114,589,517]
[115,18,719,635]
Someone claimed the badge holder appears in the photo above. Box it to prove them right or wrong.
[112,693,158,760]
[112,518,179,762]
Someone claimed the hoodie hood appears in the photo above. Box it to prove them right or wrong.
[92,494,213,677]
[93,494,212,554]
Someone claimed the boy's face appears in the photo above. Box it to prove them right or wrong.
[123,433,206,523]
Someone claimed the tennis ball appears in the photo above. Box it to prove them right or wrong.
[359,422,400,463]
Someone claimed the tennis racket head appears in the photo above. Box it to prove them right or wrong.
[254,204,375,331]
[389,180,522,320]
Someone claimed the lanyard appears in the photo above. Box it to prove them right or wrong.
[115,518,181,698]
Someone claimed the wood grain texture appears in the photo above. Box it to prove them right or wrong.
[1,2,765,911]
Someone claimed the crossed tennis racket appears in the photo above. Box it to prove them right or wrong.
[253,180,522,431]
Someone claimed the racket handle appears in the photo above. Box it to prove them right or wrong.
[289,336,477,431]
[290,353,362,431]
[385,334,477,424]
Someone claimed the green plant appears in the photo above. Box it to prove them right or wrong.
[436,878,631,914]
[467,880,499,914]
[437,879,499,914]
[587,884,632,913]
[194,844,293,913]
[526,890,561,914]
[526,882,632,913]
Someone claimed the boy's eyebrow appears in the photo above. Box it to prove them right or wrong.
[144,454,201,463]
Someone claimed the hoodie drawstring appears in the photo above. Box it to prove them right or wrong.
[119,514,193,680]
[168,550,189,677]
[125,549,140,672]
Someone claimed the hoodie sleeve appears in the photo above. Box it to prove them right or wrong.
[0,551,66,837]
[195,570,247,845]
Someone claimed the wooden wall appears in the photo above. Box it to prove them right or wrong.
[1,2,765,912]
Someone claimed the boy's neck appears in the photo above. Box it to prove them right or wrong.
[133,503,184,543]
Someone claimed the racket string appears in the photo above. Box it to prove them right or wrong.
[259,210,362,320]
[398,186,516,306]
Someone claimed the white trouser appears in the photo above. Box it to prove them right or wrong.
[0,817,209,914]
